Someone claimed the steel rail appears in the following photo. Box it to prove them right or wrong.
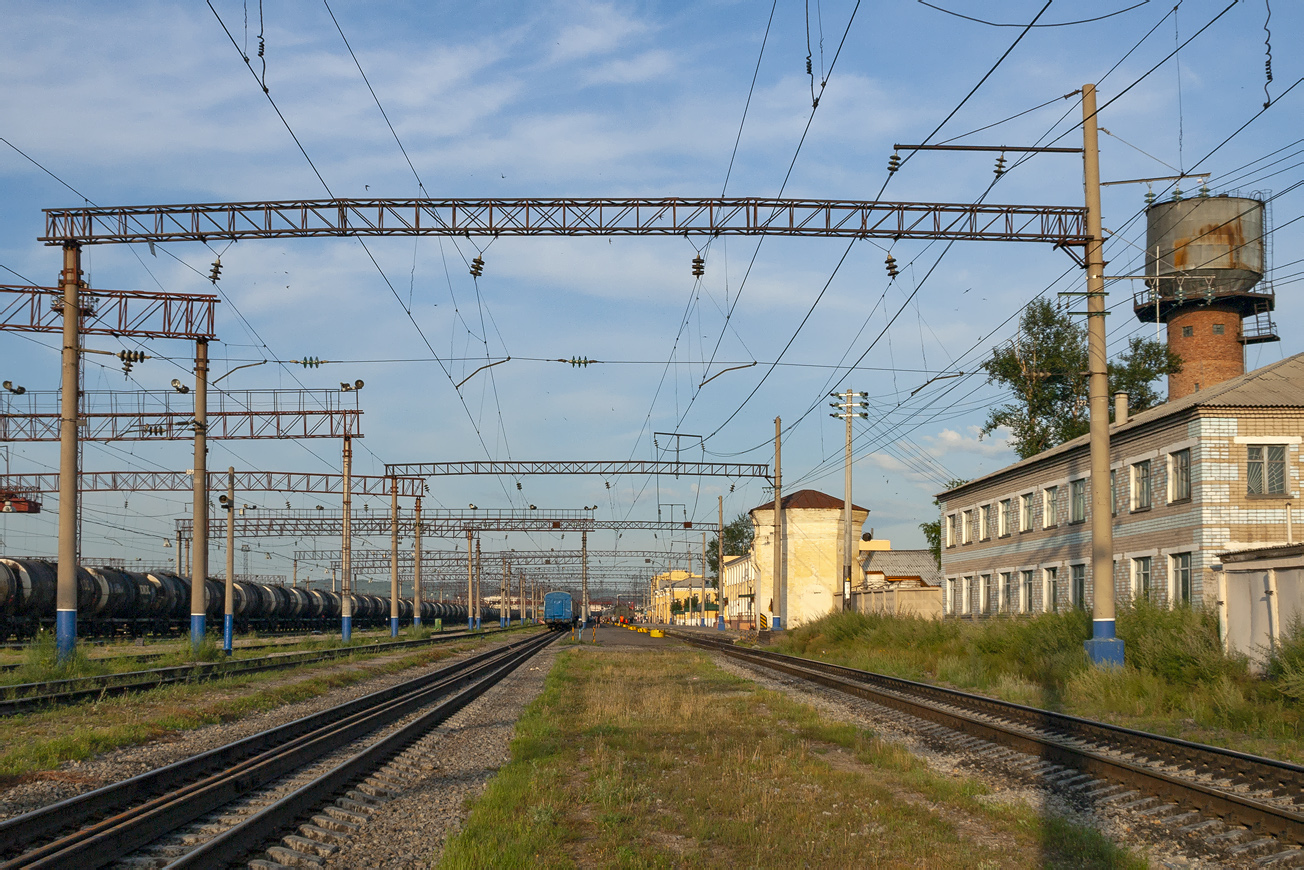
[0,628,498,716]
[168,631,554,868]
[0,630,551,869]
[673,633,1304,845]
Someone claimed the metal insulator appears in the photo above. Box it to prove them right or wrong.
[208,259,222,283]
[885,254,899,279]
[691,255,705,278]
[470,256,485,277]
[994,154,1007,178]
[887,153,901,174]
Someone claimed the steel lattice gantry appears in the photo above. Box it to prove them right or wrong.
[294,548,681,570]
[0,470,421,498]
[176,512,707,541]
[385,460,769,478]
[0,390,361,441]
[41,197,1088,246]
[0,285,218,340]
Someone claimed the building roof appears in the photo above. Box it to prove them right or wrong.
[749,488,868,514]
[862,550,942,584]
[941,352,1304,500]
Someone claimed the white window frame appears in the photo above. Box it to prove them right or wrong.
[1132,460,1152,510]
[1132,555,1153,599]
[998,499,1011,536]
[1042,485,1059,528]
[1070,478,1087,523]
[1247,444,1288,496]
[1020,569,1035,613]
[961,509,973,545]
[1042,566,1058,613]
[980,573,993,613]
[1019,493,1033,532]
[1169,551,1193,606]
[961,575,972,614]
[1070,563,1086,610]
[999,571,1013,612]
[945,514,956,548]
[978,504,990,541]
[1168,448,1192,502]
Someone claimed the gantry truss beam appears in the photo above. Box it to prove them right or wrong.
[41,198,1088,246]
[295,549,677,569]
[387,460,770,479]
[0,470,422,498]
[0,390,361,441]
[0,285,218,340]
[177,513,702,540]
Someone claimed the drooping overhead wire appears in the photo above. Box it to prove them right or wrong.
[916,1,1151,28]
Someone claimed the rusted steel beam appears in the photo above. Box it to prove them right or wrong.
[0,471,421,497]
[42,198,1088,245]
[386,460,770,478]
[0,285,218,339]
[177,514,698,539]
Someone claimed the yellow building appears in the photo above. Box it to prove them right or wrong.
[649,569,716,625]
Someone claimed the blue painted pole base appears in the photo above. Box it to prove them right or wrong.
[341,615,352,642]
[500,617,506,628]
[468,618,475,631]
[390,617,399,638]
[716,616,725,631]
[475,617,481,630]
[1085,619,1125,667]
[771,616,782,631]
[413,617,422,628]
[223,614,234,656]
[56,609,76,662]
[191,614,206,650]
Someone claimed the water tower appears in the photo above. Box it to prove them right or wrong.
[1136,192,1278,400]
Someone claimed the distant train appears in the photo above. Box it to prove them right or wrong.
[0,558,498,641]
[542,590,577,631]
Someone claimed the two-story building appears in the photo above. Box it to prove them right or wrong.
[938,353,1304,617]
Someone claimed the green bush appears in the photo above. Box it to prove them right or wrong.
[1116,600,1242,688]
[1266,617,1304,704]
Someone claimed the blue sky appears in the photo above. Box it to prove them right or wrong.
[1,1,1301,592]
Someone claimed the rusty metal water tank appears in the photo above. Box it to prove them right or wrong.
[1143,195,1264,303]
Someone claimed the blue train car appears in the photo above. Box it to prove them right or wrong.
[542,590,576,631]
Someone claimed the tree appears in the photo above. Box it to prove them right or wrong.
[921,477,969,569]
[707,512,755,586]
[980,299,1180,459]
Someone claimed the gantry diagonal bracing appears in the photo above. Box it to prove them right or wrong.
[0,285,218,340]
[41,198,1088,246]
[0,471,422,498]
[385,460,770,478]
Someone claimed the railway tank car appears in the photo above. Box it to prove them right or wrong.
[0,558,491,640]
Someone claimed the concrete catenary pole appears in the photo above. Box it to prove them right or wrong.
[1081,83,1123,666]
[341,435,353,642]
[518,569,524,627]
[843,391,853,610]
[389,478,399,637]
[475,536,482,630]
[413,496,423,628]
[717,495,725,630]
[581,530,589,629]
[771,416,783,631]
[55,244,82,661]
[224,467,235,655]
[701,531,707,627]
[190,338,209,651]
[500,554,508,628]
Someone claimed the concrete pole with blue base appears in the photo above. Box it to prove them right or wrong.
[717,496,726,630]
[1080,83,1124,667]
[412,497,422,628]
[581,530,589,630]
[500,554,508,628]
[389,479,399,638]
[466,530,475,631]
[224,467,235,655]
[770,416,783,632]
[474,536,482,630]
[341,435,353,643]
[190,338,209,651]
[55,243,82,662]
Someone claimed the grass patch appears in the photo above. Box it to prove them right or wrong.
[778,605,1304,763]
[440,648,1143,869]
[0,638,489,785]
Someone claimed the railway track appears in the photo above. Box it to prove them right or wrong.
[673,631,1304,863]
[0,629,555,869]
[0,628,511,717]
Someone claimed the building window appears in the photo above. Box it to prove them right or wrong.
[1000,572,1013,612]
[1171,552,1192,605]
[945,514,956,548]
[1020,570,1034,613]
[1170,448,1191,502]
[1212,323,1225,335]
[981,574,993,613]
[998,499,1011,536]
[1070,479,1087,523]
[1019,494,1033,531]
[1070,564,1086,610]
[946,578,957,614]
[1043,566,1058,612]
[1042,486,1059,528]
[961,510,973,544]
[1132,460,1152,510]
[1110,469,1118,516]
[1182,325,1193,337]
[961,576,972,614]
[1133,556,1152,600]
[978,505,990,541]
[1247,444,1287,495]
